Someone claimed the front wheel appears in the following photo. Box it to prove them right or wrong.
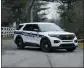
[66,48,76,52]
[40,39,52,52]
[16,37,25,49]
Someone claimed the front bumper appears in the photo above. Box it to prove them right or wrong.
[50,37,78,49]
[52,44,78,49]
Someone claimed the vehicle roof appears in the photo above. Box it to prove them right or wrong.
[19,22,54,25]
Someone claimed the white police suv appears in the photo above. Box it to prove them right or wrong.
[14,22,78,52]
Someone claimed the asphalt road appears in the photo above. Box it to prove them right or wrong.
[2,40,83,67]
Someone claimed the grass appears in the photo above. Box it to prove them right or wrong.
[2,36,13,40]
[78,42,84,48]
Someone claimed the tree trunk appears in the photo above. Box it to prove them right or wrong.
[26,0,35,22]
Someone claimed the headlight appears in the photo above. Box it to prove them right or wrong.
[48,34,60,38]
[74,40,78,43]
[54,40,60,43]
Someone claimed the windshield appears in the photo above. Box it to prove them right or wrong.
[38,23,63,32]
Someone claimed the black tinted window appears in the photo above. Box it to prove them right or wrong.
[32,24,39,31]
[23,24,33,31]
[17,25,23,30]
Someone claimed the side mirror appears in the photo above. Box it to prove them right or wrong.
[33,29,39,32]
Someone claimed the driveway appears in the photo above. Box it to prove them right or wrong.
[2,40,83,67]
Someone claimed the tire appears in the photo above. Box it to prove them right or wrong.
[16,37,25,49]
[40,39,52,52]
[66,48,76,52]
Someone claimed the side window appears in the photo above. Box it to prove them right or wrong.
[32,24,40,31]
[23,24,33,31]
[17,25,23,30]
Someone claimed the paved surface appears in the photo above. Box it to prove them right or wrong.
[2,40,83,67]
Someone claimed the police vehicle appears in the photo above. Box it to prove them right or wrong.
[14,22,78,52]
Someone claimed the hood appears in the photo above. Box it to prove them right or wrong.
[43,31,75,35]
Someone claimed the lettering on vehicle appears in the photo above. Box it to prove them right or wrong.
[14,31,43,38]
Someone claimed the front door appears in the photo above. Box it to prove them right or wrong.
[31,24,41,44]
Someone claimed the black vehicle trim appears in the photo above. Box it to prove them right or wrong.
[25,42,40,47]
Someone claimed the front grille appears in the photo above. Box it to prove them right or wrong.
[60,44,75,48]
[59,35,74,40]
[62,41,73,42]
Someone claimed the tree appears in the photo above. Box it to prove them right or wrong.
[57,0,83,38]
[2,0,50,24]
[2,0,28,26]
[33,0,49,22]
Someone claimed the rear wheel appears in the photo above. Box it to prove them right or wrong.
[16,37,25,49]
[40,39,52,52]
[66,48,76,52]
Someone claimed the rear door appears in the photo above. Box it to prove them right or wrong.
[22,24,33,43]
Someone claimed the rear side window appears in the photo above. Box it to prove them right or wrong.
[23,24,33,31]
[17,25,23,30]
[32,24,40,31]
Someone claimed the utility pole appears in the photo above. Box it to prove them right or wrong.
[30,7,33,22]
